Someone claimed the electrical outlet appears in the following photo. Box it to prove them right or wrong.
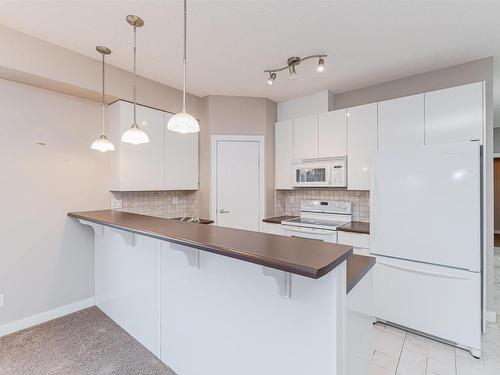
[111,199,123,209]
[172,197,178,204]
[0,294,4,308]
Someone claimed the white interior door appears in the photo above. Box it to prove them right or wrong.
[215,139,261,231]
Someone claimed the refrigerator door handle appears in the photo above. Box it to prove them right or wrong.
[370,169,376,242]
[376,258,473,280]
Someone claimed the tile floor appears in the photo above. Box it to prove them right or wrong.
[370,321,500,375]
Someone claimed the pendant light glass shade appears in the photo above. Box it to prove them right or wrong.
[91,134,116,152]
[121,123,150,144]
[122,15,149,144]
[169,0,199,134]
[167,111,199,134]
[91,46,115,152]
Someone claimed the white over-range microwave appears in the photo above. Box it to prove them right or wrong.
[292,157,347,187]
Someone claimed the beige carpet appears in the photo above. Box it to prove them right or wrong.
[0,306,176,375]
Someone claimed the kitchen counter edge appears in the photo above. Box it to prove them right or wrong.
[68,210,353,280]
[346,254,375,294]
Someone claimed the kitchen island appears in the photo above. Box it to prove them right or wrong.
[69,210,373,375]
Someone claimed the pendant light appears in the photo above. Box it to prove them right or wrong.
[167,0,200,134]
[91,46,115,152]
[121,15,149,145]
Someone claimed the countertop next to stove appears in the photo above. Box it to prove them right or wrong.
[337,221,370,235]
[262,216,370,235]
[262,215,299,224]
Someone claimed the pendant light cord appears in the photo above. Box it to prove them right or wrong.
[182,0,187,112]
[101,52,105,135]
[133,25,137,124]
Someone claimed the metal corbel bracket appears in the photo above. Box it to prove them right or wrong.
[111,228,136,247]
[262,267,292,298]
[78,220,104,236]
[170,243,200,268]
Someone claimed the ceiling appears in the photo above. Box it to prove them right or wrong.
[0,0,499,119]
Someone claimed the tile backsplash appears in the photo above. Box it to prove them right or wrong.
[276,188,370,222]
[111,190,199,219]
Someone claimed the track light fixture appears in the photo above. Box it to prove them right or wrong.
[264,54,327,84]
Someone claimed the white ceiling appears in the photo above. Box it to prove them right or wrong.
[0,0,499,118]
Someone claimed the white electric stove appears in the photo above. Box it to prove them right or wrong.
[281,200,352,243]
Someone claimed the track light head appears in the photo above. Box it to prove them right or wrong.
[317,57,325,72]
[289,64,298,79]
[267,72,276,85]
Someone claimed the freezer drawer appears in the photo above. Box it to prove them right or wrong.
[373,256,481,353]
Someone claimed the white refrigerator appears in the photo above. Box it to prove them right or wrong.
[371,142,482,357]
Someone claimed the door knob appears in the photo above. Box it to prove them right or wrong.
[219,209,230,214]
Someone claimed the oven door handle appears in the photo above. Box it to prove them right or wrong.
[291,235,323,241]
[282,226,335,236]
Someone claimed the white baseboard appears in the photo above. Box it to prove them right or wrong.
[485,310,497,323]
[0,297,95,337]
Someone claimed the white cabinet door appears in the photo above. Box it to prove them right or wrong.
[425,82,483,145]
[293,115,318,160]
[318,109,347,157]
[275,120,293,189]
[119,102,165,191]
[337,231,370,250]
[378,94,424,150]
[347,103,377,190]
[165,113,198,190]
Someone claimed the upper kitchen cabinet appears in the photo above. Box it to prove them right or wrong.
[275,120,294,189]
[164,113,199,190]
[318,109,347,157]
[112,101,165,191]
[108,100,199,191]
[293,114,318,160]
[424,82,483,145]
[347,103,377,191]
[378,94,424,150]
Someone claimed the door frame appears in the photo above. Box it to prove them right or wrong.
[210,135,265,228]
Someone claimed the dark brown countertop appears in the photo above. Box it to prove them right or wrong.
[346,254,375,293]
[262,215,299,224]
[338,221,370,234]
[68,210,353,279]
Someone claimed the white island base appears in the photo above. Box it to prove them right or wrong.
[81,220,372,375]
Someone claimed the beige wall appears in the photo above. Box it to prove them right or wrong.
[331,57,496,314]
[198,95,277,218]
[494,128,500,154]
[333,58,493,110]
[0,79,110,326]
[0,24,201,117]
